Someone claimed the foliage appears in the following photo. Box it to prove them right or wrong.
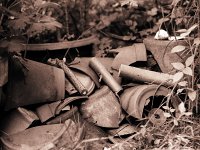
[1,0,63,39]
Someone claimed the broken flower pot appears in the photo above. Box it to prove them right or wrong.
[1,119,84,150]
[80,86,122,128]
[36,96,87,122]
[0,107,39,135]
[89,57,122,95]
[148,108,167,126]
[109,43,147,70]
[144,37,188,73]
[1,123,66,150]
[5,57,65,110]
[119,64,175,87]
[120,84,171,119]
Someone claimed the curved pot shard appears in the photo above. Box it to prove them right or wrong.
[5,57,65,110]
[120,84,171,119]
[80,86,122,128]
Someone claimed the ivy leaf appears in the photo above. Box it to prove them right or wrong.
[171,62,185,70]
[171,45,185,53]
[188,90,197,101]
[173,72,184,83]
[182,67,193,76]
[185,55,195,67]
[178,81,188,87]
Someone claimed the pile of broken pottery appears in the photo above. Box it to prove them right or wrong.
[0,36,188,149]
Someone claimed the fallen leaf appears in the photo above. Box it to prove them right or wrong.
[171,45,186,53]
[171,62,185,70]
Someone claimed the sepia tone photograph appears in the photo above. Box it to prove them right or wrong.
[0,0,199,149]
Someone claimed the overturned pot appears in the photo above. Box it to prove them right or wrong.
[4,57,65,110]
[120,84,171,119]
